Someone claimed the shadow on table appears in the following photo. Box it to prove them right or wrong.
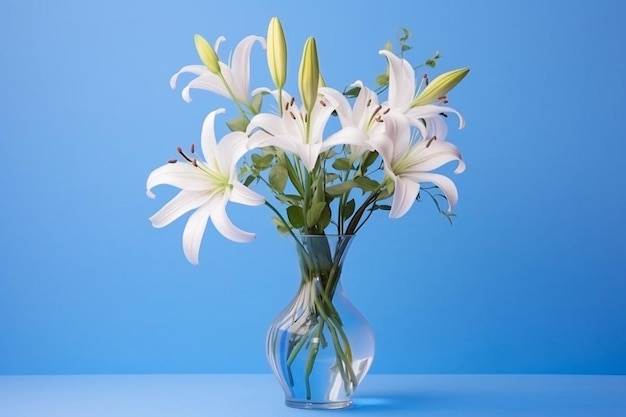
[348,391,454,414]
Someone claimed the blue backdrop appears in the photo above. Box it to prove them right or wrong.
[1,0,625,375]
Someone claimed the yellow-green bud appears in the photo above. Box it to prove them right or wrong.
[266,17,287,90]
[298,37,320,114]
[194,34,221,75]
[411,68,469,107]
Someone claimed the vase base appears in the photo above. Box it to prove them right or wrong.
[285,399,352,410]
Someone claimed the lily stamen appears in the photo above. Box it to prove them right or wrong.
[289,111,296,120]
[177,146,194,163]
[426,136,437,148]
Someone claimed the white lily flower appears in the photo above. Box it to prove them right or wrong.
[170,35,266,106]
[374,115,465,219]
[147,109,264,265]
[379,50,465,140]
[246,89,368,172]
[320,82,387,160]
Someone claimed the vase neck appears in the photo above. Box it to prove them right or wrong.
[294,235,354,295]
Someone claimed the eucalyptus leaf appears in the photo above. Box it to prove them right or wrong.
[269,164,288,193]
[354,176,379,192]
[375,74,389,87]
[317,203,332,230]
[332,158,352,171]
[276,194,303,205]
[343,199,356,220]
[226,115,249,132]
[326,181,358,196]
[251,153,274,170]
[287,206,304,229]
[306,201,327,228]
[243,175,256,187]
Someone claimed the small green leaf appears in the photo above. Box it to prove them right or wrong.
[343,85,361,98]
[271,216,290,236]
[332,157,352,171]
[287,206,304,229]
[354,176,379,192]
[226,115,249,132]
[251,153,274,170]
[269,164,288,193]
[306,201,327,228]
[243,175,256,187]
[326,181,358,196]
[276,194,302,205]
[375,74,389,87]
[361,151,379,170]
[325,173,341,183]
[401,44,412,52]
[373,204,391,211]
[317,203,332,230]
[342,199,356,220]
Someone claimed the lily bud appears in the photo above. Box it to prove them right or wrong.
[194,34,221,75]
[411,68,469,107]
[298,37,320,114]
[266,17,287,90]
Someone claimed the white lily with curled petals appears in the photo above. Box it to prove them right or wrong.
[320,82,386,160]
[374,115,465,219]
[379,50,465,140]
[170,35,266,107]
[246,89,368,172]
[147,109,264,265]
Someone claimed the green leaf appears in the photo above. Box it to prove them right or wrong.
[306,201,327,228]
[373,204,391,211]
[361,151,379,170]
[342,199,355,220]
[271,216,290,236]
[243,175,256,187]
[317,203,332,230]
[276,194,302,205]
[343,85,361,98]
[424,59,436,68]
[375,74,389,87]
[269,164,288,193]
[287,206,304,229]
[332,157,352,171]
[251,153,274,170]
[226,115,249,132]
[325,173,341,183]
[401,44,412,52]
[354,176,379,192]
[251,91,265,114]
[326,180,358,196]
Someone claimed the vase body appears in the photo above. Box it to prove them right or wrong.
[266,234,375,409]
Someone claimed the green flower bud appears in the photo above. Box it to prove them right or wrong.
[266,17,287,90]
[194,34,221,75]
[298,37,319,114]
[411,68,469,107]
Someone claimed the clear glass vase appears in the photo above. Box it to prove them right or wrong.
[266,234,375,409]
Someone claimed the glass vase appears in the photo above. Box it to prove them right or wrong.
[266,234,375,409]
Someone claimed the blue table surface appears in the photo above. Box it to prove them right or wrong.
[1,374,625,416]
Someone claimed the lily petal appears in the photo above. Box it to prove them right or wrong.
[150,190,211,228]
[389,176,421,219]
[181,197,216,265]
[404,172,459,211]
[230,182,265,206]
[210,199,256,243]
[379,50,415,111]
[147,162,212,198]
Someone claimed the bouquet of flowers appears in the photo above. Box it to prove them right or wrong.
[146,17,468,408]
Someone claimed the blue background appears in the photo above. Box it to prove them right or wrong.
[1,0,625,376]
